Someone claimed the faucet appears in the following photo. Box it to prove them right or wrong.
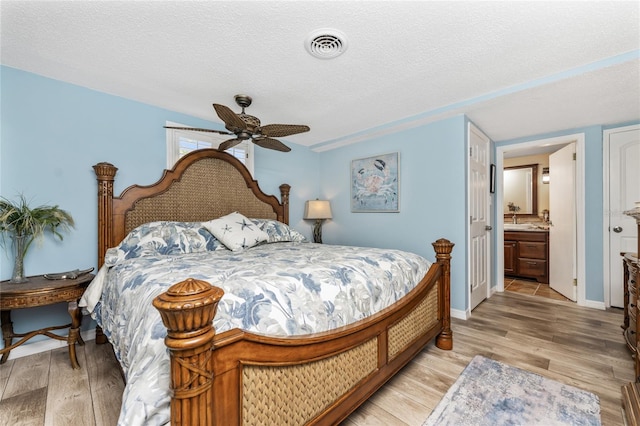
[512,214,518,224]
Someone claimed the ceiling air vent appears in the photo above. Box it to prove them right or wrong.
[305,29,348,59]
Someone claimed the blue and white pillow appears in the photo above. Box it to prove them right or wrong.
[203,212,269,251]
[104,221,225,266]
[250,218,307,243]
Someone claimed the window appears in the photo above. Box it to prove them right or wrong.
[165,121,254,175]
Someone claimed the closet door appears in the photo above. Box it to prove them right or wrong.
[606,125,640,308]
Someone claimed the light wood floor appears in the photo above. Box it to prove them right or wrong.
[0,291,631,425]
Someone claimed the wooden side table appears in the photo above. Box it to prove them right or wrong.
[0,273,94,369]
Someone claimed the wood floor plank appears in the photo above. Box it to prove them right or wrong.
[614,363,636,383]
[413,344,470,379]
[345,398,408,426]
[1,351,50,399]
[0,358,13,397]
[0,386,47,426]
[44,347,95,426]
[84,342,124,426]
[385,367,453,410]
[548,356,617,384]
[505,330,633,372]
[366,384,431,426]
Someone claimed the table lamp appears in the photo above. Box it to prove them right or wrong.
[304,200,332,243]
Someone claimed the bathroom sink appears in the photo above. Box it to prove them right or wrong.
[504,223,536,230]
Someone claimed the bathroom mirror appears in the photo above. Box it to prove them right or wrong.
[503,164,538,215]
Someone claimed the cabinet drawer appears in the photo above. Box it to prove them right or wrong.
[518,242,546,259]
[517,258,547,277]
[504,231,548,242]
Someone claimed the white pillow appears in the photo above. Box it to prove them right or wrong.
[250,218,308,243]
[203,212,269,251]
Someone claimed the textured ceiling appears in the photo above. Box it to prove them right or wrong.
[2,1,639,151]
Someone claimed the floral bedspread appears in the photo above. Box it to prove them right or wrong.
[83,241,431,425]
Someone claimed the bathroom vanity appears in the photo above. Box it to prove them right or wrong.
[504,229,549,284]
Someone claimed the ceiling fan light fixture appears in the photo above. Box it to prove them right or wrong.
[305,28,348,59]
[167,95,309,153]
[238,131,252,140]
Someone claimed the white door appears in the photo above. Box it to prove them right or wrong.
[468,123,491,310]
[607,125,640,308]
[549,143,577,301]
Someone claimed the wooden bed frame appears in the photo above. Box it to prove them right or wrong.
[93,149,454,425]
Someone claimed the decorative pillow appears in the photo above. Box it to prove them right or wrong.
[250,218,307,243]
[203,212,269,251]
[104,221,225,266]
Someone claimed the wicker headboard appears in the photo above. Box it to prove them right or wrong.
[93,149,289,268]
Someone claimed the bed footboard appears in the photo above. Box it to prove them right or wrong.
[154,239,453,425]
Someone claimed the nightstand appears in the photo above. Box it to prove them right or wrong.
[0,273,94,369]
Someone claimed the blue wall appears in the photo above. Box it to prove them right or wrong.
[318,116,469,312]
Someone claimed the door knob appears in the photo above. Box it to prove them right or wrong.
[485,225,492,231]
[613,226,623,233]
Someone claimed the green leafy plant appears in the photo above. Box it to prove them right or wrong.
[0,194,74,282]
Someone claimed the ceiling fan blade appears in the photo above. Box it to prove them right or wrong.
[253,137,291,152]
[258,124,310,138]
[218,137,244,151]
[213,103,247,131]
[163,126,232,135]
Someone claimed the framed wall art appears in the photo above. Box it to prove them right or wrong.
[351,152,399,212]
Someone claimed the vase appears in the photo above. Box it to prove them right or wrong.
[10,235,28,283]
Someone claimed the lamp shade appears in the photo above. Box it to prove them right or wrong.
[542,167,550,184]
[304,200,332,220]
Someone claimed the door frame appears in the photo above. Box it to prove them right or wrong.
[602,123,640,308]
[496,133,586,306]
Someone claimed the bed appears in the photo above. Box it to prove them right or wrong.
[87,148,454,425]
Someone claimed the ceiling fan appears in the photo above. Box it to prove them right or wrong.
[164,94,310,152]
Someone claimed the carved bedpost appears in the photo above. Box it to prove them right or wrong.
[432,238,454,350]
[153,278,224,426]
[279,184,290,225]
[93,162,118,269]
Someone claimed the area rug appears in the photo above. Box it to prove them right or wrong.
[423,355,601,426]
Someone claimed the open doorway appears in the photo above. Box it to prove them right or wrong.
[495,133,587,306]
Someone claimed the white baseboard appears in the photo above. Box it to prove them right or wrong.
[583,299,606,310]
[3,328,96,362]
[451,307,469,320]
